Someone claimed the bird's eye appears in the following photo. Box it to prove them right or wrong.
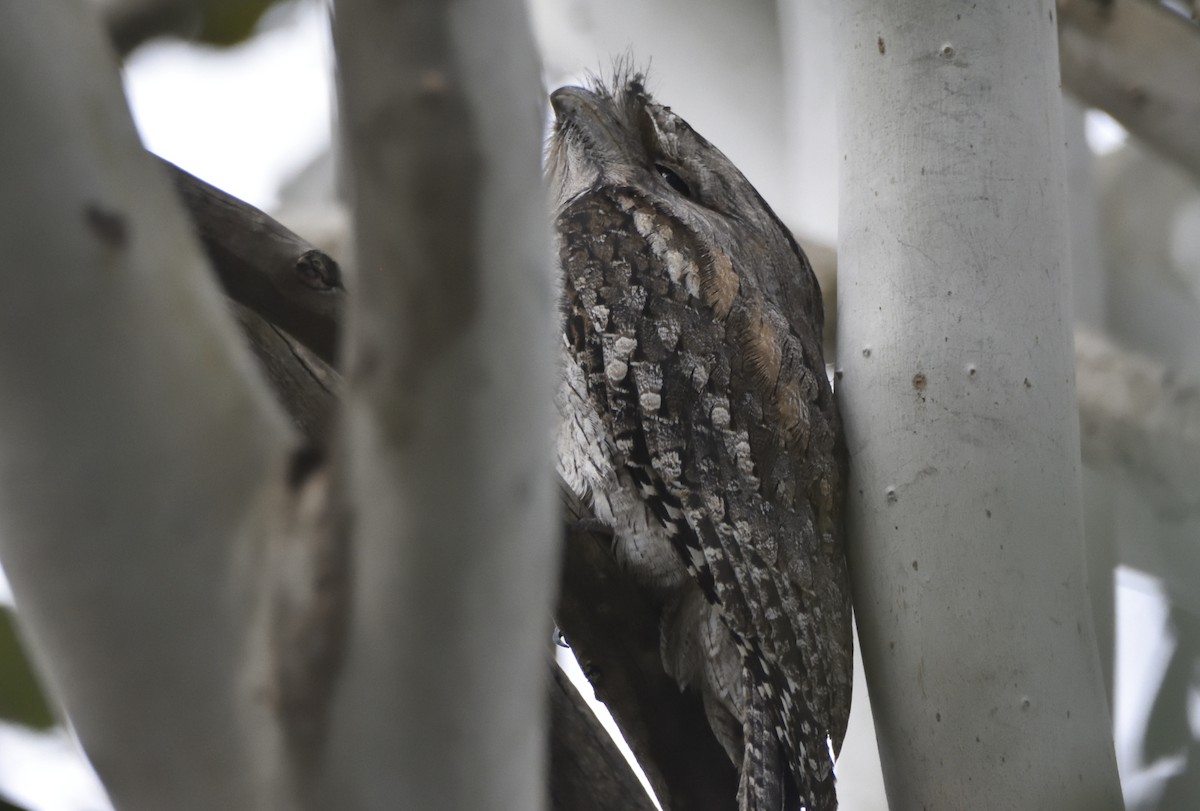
[655,163,692,198]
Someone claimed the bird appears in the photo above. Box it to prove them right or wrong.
[549,70,853,811]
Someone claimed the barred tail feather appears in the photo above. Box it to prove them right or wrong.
[740,679,840,811]
[738,688,784,811]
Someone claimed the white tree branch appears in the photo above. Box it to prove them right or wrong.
[323,1,557,809]
[0,3,293,809]
[1058,0,1200,182]
[1076,327,1200,520]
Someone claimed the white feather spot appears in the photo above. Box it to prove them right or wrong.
[665,250,687,283]
[684,265,701,298]
[655,450,682,479]
[640,391,662,412]
[657,321,681,349]
[735,439,755,477]
[633,210,655,237]
[605,359,629,383]
[613,335,638,358]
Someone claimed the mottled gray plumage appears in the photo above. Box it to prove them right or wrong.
[549,73,852,811]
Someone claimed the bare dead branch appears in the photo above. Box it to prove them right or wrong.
[1058,0,1200,182]
[548,664,658,811]
[558,487,739,811]
[159,155,345,366]
[228,300,339,443]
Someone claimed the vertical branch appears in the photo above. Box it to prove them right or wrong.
[0,3,292,809]
[832,1,1123,808]
[325,1,557,809]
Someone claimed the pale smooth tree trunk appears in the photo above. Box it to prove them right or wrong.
[0,2,293,809]
[831,2,1123,809]
[322,1,558,810]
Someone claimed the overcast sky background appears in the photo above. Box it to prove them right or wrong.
[126,0,334,212]
[0,3,1173,810]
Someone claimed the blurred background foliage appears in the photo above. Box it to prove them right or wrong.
[103,0,288,55]
[0,609,53,730]
[191,0,281,45]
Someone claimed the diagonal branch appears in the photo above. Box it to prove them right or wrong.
[228,300,340,442]
[548,664,659,811]
[1057,0,1200,182]
[1075,327,1200,520]
[0,4,294,809]
[160,155,345,366]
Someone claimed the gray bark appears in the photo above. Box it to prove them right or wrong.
[164,156,346,367]
[547,658,658,811]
